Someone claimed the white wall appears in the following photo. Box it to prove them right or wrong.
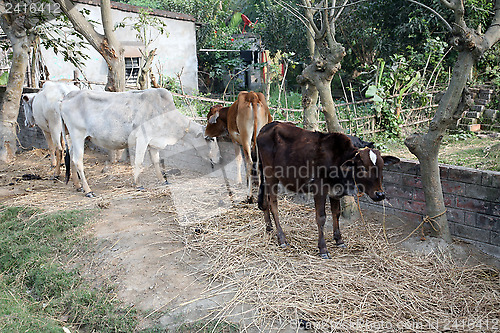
[41,3,198,93]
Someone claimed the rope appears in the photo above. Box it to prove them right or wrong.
[393,209,447,245]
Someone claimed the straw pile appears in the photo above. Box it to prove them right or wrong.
[183,198,500,332]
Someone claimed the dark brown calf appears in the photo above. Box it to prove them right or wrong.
[257,122,399,258]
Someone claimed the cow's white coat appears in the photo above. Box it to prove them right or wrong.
[61,88,220,195]
[21,81,79,178]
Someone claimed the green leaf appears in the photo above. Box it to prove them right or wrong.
[365,85,378,98]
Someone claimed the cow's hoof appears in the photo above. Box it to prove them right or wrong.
[320,253,331,259]
[137,186,146,191]
[163,180,170,185]
[50,175,60,181]
[85,192,96,198]
[279,243,288,248]
[336,243,347,249]
[76,187,85,193]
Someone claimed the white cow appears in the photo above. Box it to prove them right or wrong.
[128,109,221,187]
[21,81,79,178]
[60,88,221,197]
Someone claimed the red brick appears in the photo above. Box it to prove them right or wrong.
[441,180,466,195]
[457,197,491,214]
[476,214,500,232]
[403,200,426,214]
[399,211,422,224]
[402,175,422,188]
[385,184,413,200]
[465,183,500,202]
[454,224,490,242]
[385,197,404,210]
[448,167,482,184]
[382,171,402,184]
[413,189,425,202]
[444,194,457,207]
[439,165,449,179]
[446,208,465,223]
[481,172,500,187]
[491,231,499,246]
[464,212,477,226]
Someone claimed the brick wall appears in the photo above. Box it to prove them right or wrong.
[361,159,500,258]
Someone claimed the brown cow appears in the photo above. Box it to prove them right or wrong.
[206,91,272,202]
[257,122,399,258]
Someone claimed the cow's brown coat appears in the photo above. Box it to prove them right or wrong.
[257,122,399,258]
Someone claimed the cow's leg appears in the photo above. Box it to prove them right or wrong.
[314,194,330,259]
[242,142,254,203]
[131,132,149,188]
[149,147,167,184]
[268,179,286,247]
[70,140,94,197]
[42,130,57,168]
[233,143,243,184]
[330,197,344,247]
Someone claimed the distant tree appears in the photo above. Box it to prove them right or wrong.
[116,9,168,89]
[54,0,125,92]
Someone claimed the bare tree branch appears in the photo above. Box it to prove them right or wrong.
[408,0,452,31]
[274,0,316,36]
[54,0,104,51]
[334,0,350,21]
[301,0,321,35]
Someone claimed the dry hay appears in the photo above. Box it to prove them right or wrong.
[182,198,500,332]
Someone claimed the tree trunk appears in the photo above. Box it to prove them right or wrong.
[138,49,156,90]
[300,78,319,131]
[55,0,125,92]
[317,80,342,132]
[405,51,475,242]
[0,14,33,163]
[105,54,125,92]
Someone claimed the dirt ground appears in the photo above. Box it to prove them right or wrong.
[1,149,498,331]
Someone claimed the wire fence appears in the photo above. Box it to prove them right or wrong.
[171,91,439,136]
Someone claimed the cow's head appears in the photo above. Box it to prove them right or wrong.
[205,105,228,138]
[340,148,399,201]
[21,93,37,127]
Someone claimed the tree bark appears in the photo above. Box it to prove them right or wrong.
[405,52,474,242]
[55,0,125,92]
[404,0,500,242]
[300,76,319,131]
[0,13,34,163]
[298,0,345,133]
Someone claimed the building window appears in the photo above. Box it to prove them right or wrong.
[125,57,141,85]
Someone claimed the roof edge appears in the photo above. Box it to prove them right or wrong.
[70,0,196,23]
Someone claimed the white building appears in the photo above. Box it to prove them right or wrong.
[39,0,199,93]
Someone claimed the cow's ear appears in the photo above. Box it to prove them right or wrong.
[382,155,400,166]
[208,111,219,124]
[22,95,29,102]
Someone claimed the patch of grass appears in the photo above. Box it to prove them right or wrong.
[0,206,140,332]
[439,137,500,171]
[366,130,500,171]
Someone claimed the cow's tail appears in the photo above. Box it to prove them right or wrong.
[64,146,70,184]
[60,115,71,184]
[251,95,261,176]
